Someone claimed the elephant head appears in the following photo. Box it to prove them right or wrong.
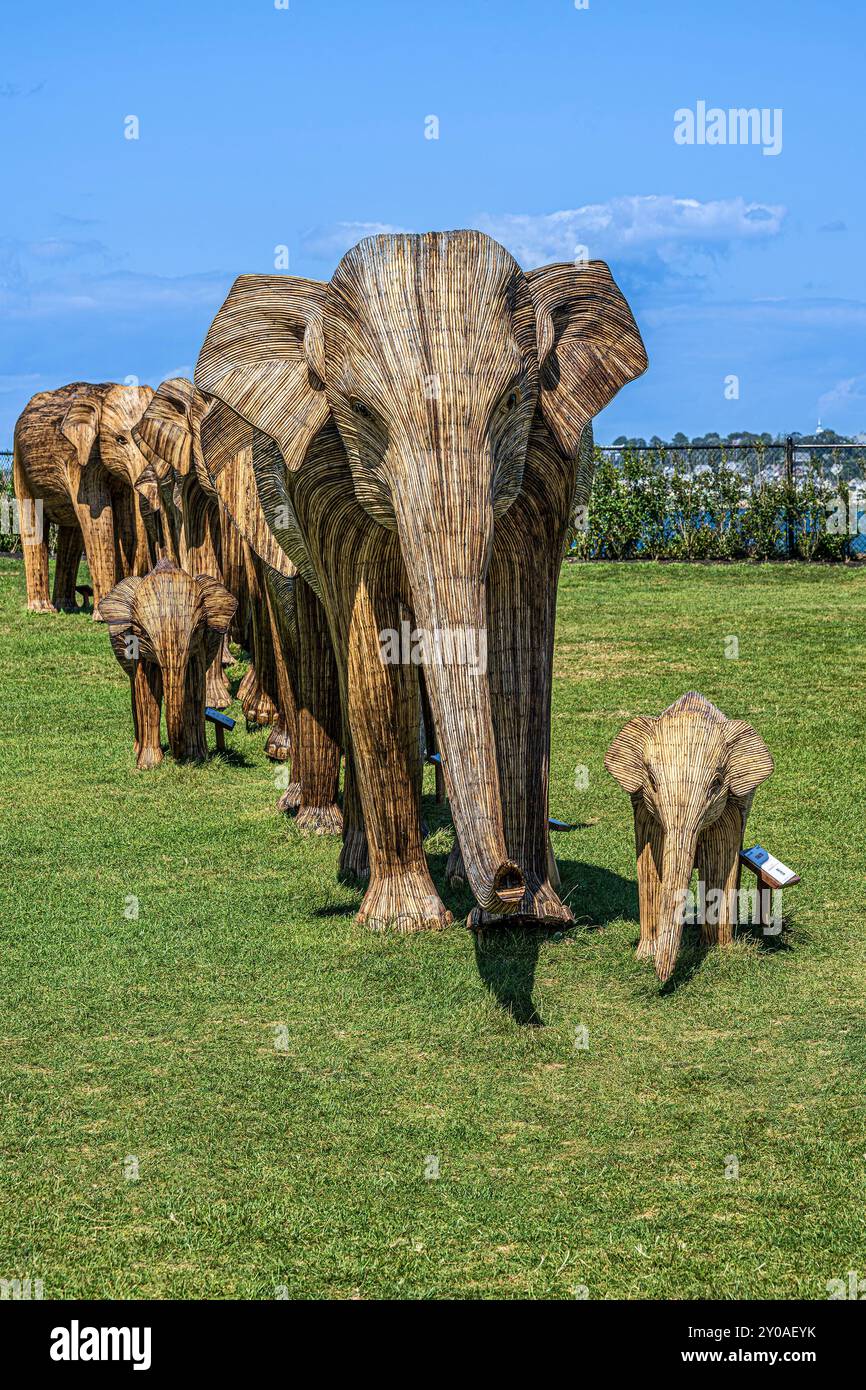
[605,693,774,982]
[60,382,155,491]
[98,560,237,762]
[132,378,216,559]
[195,230,645,913]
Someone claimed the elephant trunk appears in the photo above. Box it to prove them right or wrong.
[398,529,524,918]
[654,829,699,983]
[162,653,207,763]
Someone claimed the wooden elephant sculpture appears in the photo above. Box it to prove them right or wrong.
[605,692,774,982]
[195,230,647,931]
[98,560,237,768]
[199,400,343,833]
[132,377,248,713]
[137,377,343,828]
[13,381,155,615]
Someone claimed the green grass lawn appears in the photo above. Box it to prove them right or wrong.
[1,554,865,1300]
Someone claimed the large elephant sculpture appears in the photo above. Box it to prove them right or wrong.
[605,692,774,982]
[98,560,237,768]
[13,381,155,614]
[195,230,647,931]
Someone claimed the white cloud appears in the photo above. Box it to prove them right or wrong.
[473,195,785,270]
[298,198,785,287]
[0,269,232,319]
[818,374,866,411]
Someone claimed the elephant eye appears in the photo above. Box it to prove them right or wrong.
[115,434,128,445]
[506,391,519,411]
[351,401,372,421]
[710,776,725,798]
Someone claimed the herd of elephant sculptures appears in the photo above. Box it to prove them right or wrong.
[12,229,776,982]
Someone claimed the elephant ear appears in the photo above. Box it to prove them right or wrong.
[97,576,140,627]
[60,396,100,468]
[564,422,595,554]
[133,378,196,482]
[725,720,774,798]
[194,274,330,466]
[605,715,657,794]
[195,574,237,634]
[97,577,143,672]
[198,401,306,586]
[527,261,648,456]
[251,428,324,601]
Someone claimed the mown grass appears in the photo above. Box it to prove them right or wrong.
[1,554,865,1300]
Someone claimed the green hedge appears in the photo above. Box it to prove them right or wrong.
[571,449,856,562]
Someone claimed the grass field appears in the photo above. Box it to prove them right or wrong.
[1,554,865,1300]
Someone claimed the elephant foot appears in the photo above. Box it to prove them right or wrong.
[357,872,453,934]
[467,878,574,931]
[295,802,344,836]
[243,685,278,728]
[135,745,164,771]
[445,840,466,888]
[338,827,370,883]
[277,781,301,813]
[636,936,656,960]
[206,671,232,710]
[236,666,256,704]
[265,716,291,762]
[28,598,57,614]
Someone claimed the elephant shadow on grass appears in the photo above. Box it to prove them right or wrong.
[425,819,636,1025]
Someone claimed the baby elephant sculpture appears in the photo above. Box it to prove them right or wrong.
[98,559,237,768]
[605,693,774,983]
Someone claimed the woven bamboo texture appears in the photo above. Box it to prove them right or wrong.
[13,382,154,614]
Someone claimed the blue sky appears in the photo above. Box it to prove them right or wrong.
[1,0,863,442]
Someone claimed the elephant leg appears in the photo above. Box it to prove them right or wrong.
[340,539,450,932]
[445,839,466,888]
[485,426,575,925]
[696,802,745,948]
[236,663,256,706]
[182,479,231,708]
[133,661,163,770]
[241,545,279,727]
[52,525,84,611]
[218,506,250,645]
[292,578,342,835]
[204,648,232,711]
[13,450,54,612]
[72,477,117,617]
[634,801,665,959]
[338,741,368,880]
[263,581,295,767]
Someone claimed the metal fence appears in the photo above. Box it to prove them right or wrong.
[4,440,865,560]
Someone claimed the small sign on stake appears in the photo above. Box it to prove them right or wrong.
[739,844,800,889]
[739,844,800,936]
